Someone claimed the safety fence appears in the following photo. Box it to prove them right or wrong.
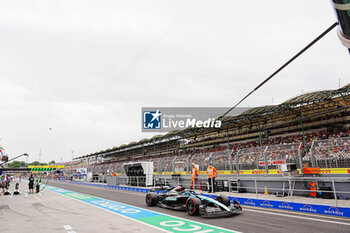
[309,137,350,168]
[81,137,350,175]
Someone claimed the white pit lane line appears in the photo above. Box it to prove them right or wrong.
[243,205,350,221]
[63,225,76,233]
[244,208,350,226]
[63,225,73,230]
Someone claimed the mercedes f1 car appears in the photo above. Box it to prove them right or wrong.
[145,186,242,218]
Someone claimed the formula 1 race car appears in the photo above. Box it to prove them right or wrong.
[145,186,242,218]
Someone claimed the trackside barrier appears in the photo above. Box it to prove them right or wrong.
[53,180,350,218]
[203,194,350,218]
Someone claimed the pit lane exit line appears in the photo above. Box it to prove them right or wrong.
[46,186,242,233]
[244,208,350,226]
[243,205,350,221]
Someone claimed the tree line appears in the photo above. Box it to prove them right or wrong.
[7,160,56,168]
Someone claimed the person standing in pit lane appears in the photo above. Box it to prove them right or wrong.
[207,162,217,193]
[6,175,11,186]
[190,163,198,189]
[0,176,5,193]
[28,173,34,194]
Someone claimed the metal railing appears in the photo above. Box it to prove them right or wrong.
[310,137,350,168]
[85,138,350,175]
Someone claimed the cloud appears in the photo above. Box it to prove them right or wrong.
[0,0,349,162]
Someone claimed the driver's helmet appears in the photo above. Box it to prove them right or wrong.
[182,190,196,196]
[174,186,185,192]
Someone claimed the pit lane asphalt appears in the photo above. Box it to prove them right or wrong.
[47,181,350,233]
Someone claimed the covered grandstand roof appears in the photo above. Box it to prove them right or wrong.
[341,83,350,89]
[240,105,280,116]
[151,134,164,141]
[76,84,350,159]
[138,138,149,144]
[283,90,336,105]
[128,141,138,146]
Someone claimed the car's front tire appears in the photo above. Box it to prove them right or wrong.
[146,192,158,206]
[186,197,201,216]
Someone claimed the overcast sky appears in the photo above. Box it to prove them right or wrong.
[0,0,349,163]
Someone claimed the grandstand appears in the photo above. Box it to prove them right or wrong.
[73,84,350,175]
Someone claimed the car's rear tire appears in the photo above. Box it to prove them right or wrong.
[146,192,158,206]
[186,197,201,216]
[215,195,230,206]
